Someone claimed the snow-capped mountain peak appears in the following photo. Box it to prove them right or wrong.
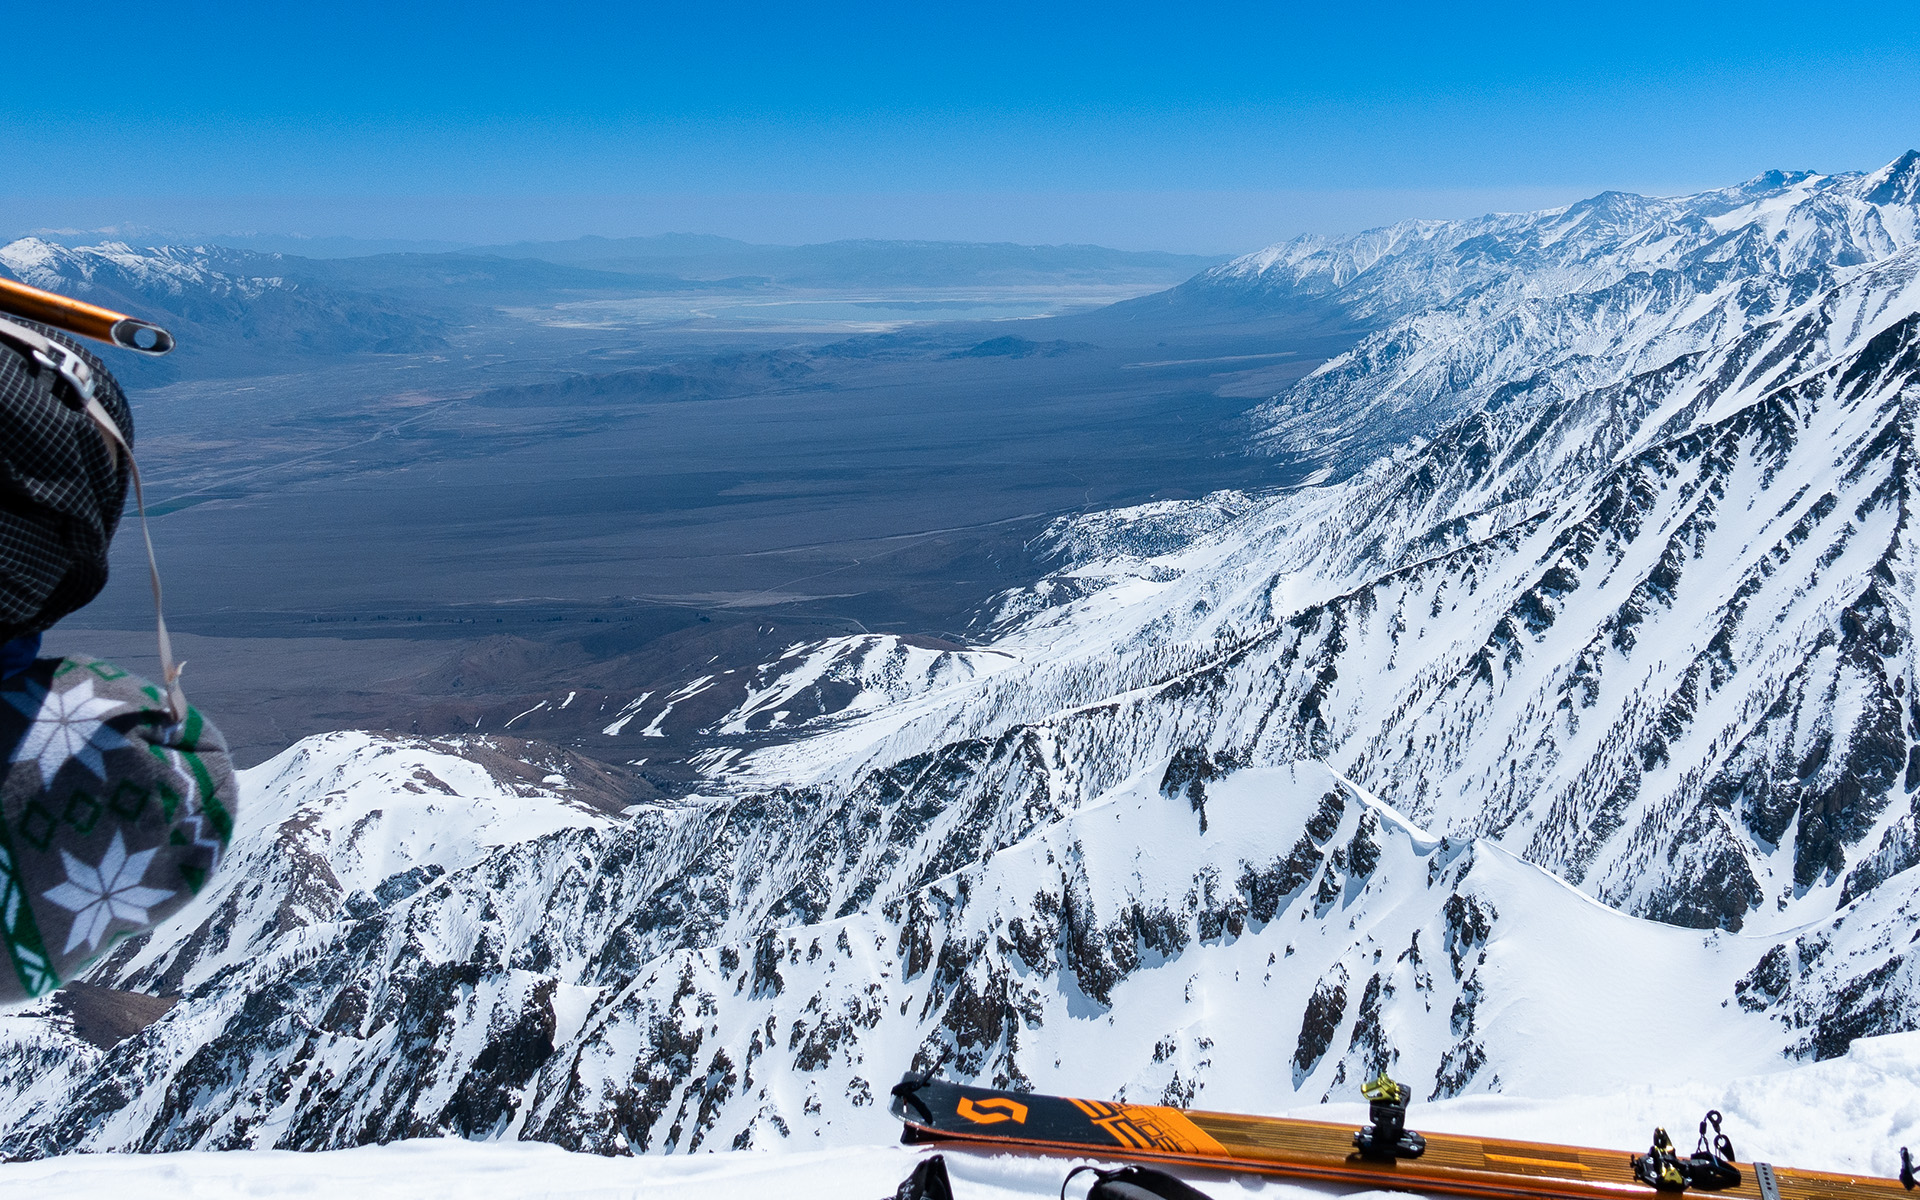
[0,238,290,302]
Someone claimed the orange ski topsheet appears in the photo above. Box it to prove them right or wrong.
[891,1076,1906,1200]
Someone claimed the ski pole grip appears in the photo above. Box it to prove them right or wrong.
[0,276,174,355]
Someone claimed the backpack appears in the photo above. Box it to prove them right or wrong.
[0,316,131,641]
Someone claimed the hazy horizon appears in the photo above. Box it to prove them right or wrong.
[0,174,1851,259]
[7,2,1913,256]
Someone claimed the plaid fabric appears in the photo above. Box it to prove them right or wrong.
[0,320,132,641]
[0,655,235,1002]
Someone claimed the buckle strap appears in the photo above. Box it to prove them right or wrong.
[0,313,98,405]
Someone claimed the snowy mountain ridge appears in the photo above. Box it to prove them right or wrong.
[3,154,1920,1161]
[2,737,1913,1157]
[0,238,293,303]
[0,238,449,370]
[1205,155,1920,319]
[470,632,1020,762]
[1191,153,1920,468]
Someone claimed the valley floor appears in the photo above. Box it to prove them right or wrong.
[9,1032,1918,1199]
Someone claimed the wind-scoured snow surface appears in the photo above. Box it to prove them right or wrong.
[6,154,1920,1161]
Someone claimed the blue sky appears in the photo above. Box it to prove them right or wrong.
[7,2,1916,252]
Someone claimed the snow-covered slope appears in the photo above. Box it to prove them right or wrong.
[0,748,1911,1155]
[0,733,622,1149]
[5,155,1920,1161]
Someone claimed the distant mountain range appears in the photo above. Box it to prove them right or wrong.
[15,229,1231,285]
[0,234,1231,383]
[1126,151,1920,467]
[0,238,453,382]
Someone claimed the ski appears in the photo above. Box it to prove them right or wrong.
[889,1073,1911,1200]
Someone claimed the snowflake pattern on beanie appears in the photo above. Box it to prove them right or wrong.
[0,655,236,1001]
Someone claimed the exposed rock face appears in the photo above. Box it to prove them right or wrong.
[45,985,178,1051]
[5,156,1920,1158]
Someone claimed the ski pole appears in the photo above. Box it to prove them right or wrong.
[0,276,174,355]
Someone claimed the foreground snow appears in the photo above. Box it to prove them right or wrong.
[9,1031,1919,1198]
